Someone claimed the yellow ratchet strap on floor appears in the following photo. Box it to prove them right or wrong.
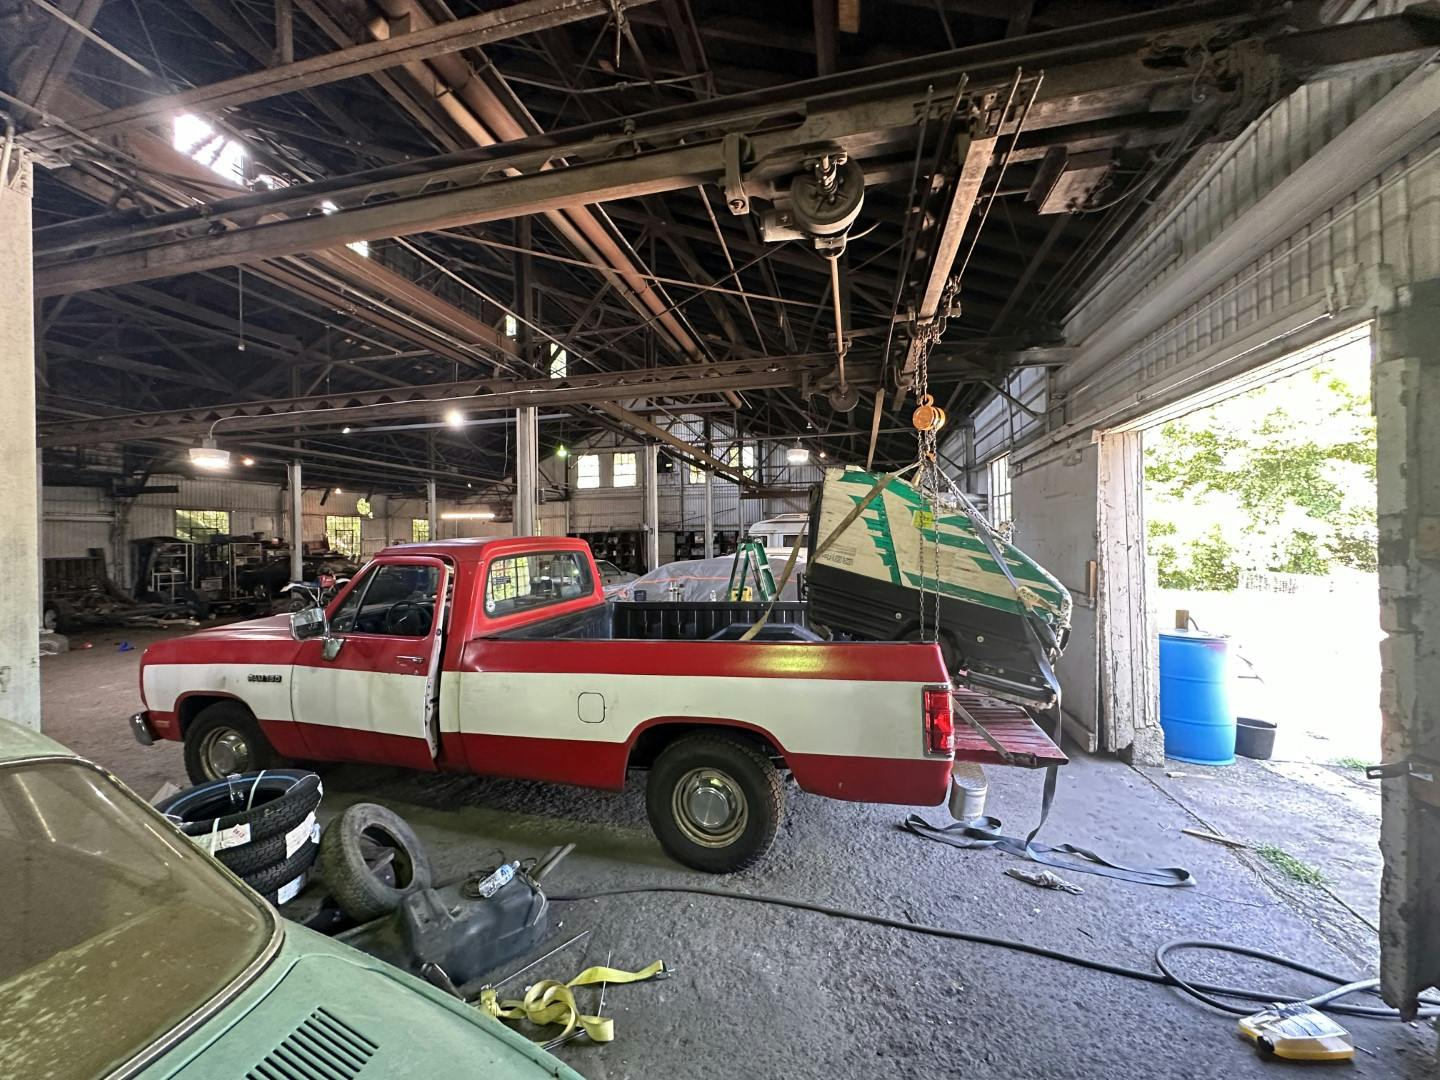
[476,960,666,1043]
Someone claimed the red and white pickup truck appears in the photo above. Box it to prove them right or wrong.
[130,537,1054,871]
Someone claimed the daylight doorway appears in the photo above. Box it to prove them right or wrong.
[1140,330,1380,768]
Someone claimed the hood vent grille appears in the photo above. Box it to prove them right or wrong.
[247,1007,378,1079]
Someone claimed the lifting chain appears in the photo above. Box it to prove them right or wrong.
[910,276,959,646]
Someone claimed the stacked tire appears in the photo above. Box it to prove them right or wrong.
[156,770,323,905]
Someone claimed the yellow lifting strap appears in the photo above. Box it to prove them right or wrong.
[476,960,666,1044]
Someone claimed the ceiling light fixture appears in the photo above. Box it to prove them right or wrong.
[342,426,351,434]
[441,510,495,521]
[445,409,465,428]
[785,444,811,466]
[188,438,230,470]
[241,456,256,467]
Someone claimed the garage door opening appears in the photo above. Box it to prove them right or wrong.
[1141,332,1379,767]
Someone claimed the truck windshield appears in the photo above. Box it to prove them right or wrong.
[0,759,275,1079]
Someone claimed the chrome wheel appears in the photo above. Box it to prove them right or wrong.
[199,726,252,778]
[671,767,748,848]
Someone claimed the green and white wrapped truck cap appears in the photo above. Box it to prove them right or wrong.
[807,466,1072,707]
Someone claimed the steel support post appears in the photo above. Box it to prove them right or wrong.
[515,407,539,535]
[644,442,660,571]
[287,461,304,583]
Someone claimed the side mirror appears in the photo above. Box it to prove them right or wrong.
[290,606,329,641]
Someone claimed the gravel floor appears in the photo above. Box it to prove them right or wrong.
[41,627,1440,1079]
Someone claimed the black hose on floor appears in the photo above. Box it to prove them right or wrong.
[551,885,1440,1021]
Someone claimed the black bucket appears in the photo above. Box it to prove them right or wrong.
[1235,717,1277,760]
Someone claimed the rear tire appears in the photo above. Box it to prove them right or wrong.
[183,702,284,785]
[645,733,783,873]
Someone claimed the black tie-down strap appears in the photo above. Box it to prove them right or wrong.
[900,813,1196,888]
[903,706,1195,889]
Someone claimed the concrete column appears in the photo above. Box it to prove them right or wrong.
[644,443,660,570]
[514,406,538,536]
[0,152,40,728]
[426,479,438,542]
[1374,290,1440,1014]
[287,461,303,582]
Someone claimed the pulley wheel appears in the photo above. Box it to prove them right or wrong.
[828,383,861,412]
[791,157,866,237]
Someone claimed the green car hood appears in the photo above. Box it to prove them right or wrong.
[145,922,580,1080]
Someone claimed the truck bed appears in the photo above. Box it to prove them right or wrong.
[498,599,810,641]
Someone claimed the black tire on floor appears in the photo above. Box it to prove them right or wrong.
[214,807,319,877]
[318,802,433,923]
[182,701,285,785]
[158,769,321,844]
[243,837,319,901]
[645,732,784,874]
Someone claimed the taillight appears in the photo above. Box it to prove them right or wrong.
[924,686,954,755]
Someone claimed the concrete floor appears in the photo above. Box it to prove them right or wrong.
[42,627,1440,1079]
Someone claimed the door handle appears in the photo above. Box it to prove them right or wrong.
[396,654,425,665]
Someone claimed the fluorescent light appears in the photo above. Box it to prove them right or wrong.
[441,510,495,521]
[189,438,230,469]
[445,409,465,428]
[786,445,811,465]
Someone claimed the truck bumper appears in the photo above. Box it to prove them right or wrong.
[129,711,156,747]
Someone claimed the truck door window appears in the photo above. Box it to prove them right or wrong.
[331,563,439,637]
[485,552,591,617]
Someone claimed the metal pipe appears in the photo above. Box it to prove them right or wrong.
[426,479,438,541]
[828,255,847,391]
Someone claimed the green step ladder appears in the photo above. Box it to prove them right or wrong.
[726,540,777,602]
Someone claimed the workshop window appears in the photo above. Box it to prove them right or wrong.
[484,551,592,618]
[723,445,758,480]
[549,343,568,379]
[988,454,1013,529]
[175,509,230,543]
[411,518,430,543]
[326,515,362,559]
[503,314,518,338]
[577,454,601,489]
[613,452,637,488]
[687,461,704,484]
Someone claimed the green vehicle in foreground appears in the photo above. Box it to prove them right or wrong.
[0,719,581,1080]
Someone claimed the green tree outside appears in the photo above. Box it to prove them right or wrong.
[1144,346,1377,591]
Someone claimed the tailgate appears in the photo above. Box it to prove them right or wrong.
[951,688,1068,769]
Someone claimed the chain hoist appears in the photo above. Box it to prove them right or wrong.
[910,276,957,645]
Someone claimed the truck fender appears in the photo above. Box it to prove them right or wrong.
[624,716,790,773]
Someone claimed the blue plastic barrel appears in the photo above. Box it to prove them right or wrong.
[1158,629,1236,766]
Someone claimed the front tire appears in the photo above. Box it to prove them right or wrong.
[645,733,784,873]
[184,701,283,784]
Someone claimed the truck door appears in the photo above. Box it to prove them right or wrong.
[290,556,449,770]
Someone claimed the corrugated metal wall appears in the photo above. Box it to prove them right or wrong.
[1057,63,1434,429]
